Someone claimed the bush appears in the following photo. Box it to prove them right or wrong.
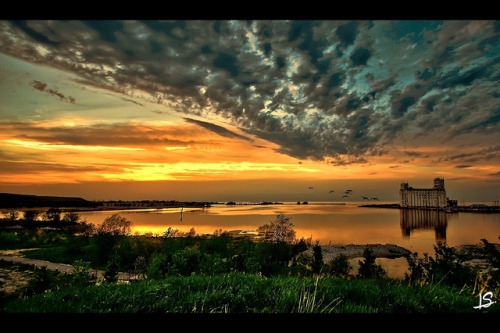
[72,260,92,286]
[257,214,296,243]
[95,214,132,236]
[405,252,431,285]
[290,252,313,276]
[481,238,500,285]
[0,232,21,249]
[328,254,352,278]
[312,242,324,274]
[170,248,203,276]
[89,233,116,267]
[147,253,172,280]
[357,248,386,279]
[24,266,54,296]
[199,253,230,275]
[104,253,120,283]
[405,242,478,287]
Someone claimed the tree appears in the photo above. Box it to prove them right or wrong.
[3,211,19,221]
[481,238,500,284]
[133,256,147,280]
[187,227,196,237]
[291,252,314,276]
[68,220,95,236]
[163,227,180,238]
[257,214,296,244]
[357,248,386,279]
[328,254,352,278]
[63,211,83,224]
[147,253,172,279]
[24,266,54,296]
[23,210,40,222]
[104,253,120,283]
[72,260,92,286]
[312,241,324,274]
[428,242,476,286]
[96,214,132,236]
[44,208,62,223]
[405,252,431,285]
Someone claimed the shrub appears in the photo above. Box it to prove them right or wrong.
[72,260,92,286]
[405,252,431,285]
[133,256,148,280]
[429,242,477,286]
[170,248,203,276]
[257,214,296,243]
[481,238,500,285]
[104,253,120,283]
[89,233,116,266]
[312,242,324,275]
[328,254,352,278]
[24,266,54,296]
[405,242,478,287]
[0,232,21,249]
[199,253,230,275]
[357,248,386,279]
[147,253,172,279]
[95,214,132,236]
[291,252,313,276]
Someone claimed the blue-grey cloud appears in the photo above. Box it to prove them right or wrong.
[9,20,60,45]
[350,47,371,66]
[1,20,499,165]
[183,118,252,142]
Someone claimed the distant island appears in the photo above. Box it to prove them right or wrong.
[358,203,401,208]
[0,193,97,209]
[0,193,212,210]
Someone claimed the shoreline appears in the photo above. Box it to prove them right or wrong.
[359,203,500,213]
[305,243,412,261]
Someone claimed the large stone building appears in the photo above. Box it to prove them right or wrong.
[399,178,448,209]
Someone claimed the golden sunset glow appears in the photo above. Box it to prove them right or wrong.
[0,20,498,202]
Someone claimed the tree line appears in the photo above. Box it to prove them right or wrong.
[1,211,499,300]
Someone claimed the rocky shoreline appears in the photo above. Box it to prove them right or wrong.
[305,243,412,262]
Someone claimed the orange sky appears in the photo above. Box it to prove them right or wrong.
[0,21,499,202]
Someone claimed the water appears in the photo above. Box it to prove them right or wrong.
[78,202,500,278]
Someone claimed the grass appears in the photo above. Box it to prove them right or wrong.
[2,273,491,314]
[1,229,499,314]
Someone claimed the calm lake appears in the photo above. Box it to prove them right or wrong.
[78,202,500,279]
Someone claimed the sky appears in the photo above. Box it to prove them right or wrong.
[0,20,499,202]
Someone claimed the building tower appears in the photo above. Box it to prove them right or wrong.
[399,178,447,209]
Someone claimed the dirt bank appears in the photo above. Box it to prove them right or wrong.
[0,251,137,282]
[305,243,412,263]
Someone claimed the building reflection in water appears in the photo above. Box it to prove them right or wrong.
[400,209,450,242]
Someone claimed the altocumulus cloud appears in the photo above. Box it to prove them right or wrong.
[1,20,500,165]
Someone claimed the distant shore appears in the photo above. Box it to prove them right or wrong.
[359,203,500,213]
[2,192,498,213]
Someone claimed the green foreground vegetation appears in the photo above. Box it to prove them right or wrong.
[1,211,499,313]
[1,272,486,313]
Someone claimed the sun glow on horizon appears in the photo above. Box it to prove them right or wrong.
[0,21,499,201]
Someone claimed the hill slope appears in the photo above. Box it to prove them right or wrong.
[0,193,96,208]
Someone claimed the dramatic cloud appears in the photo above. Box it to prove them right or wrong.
[0,19,499,170]
[183,118,252,142]
[30,80,76,103]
